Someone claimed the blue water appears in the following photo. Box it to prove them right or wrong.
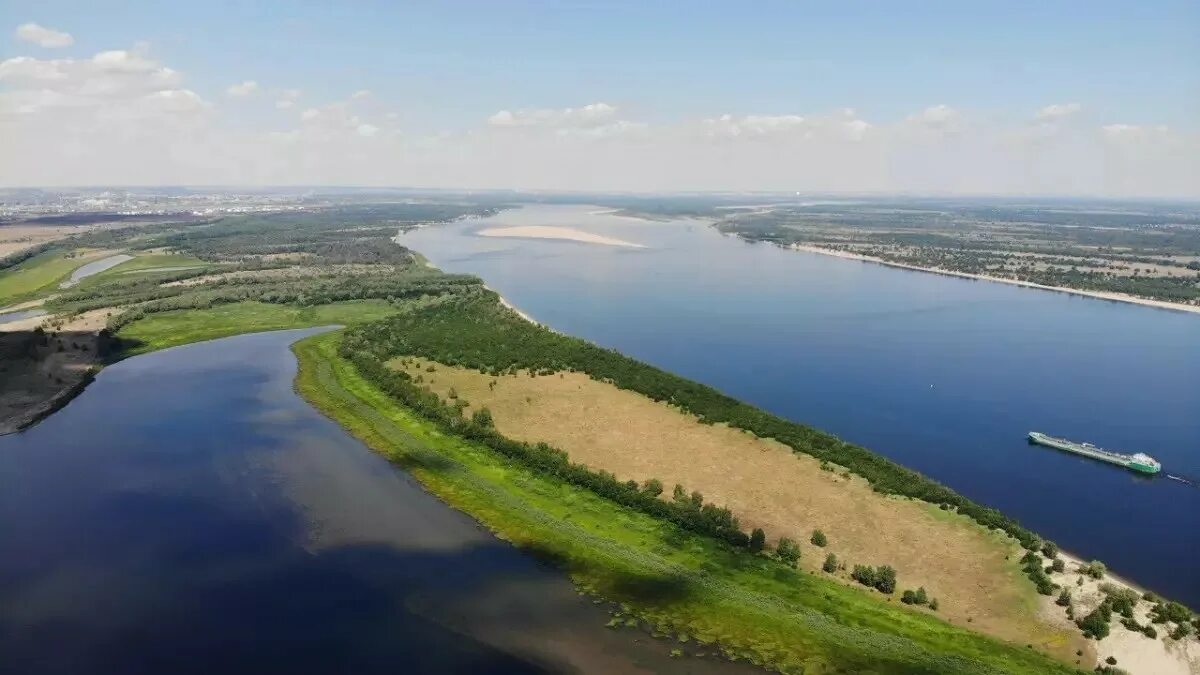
[401,204,1200,607]
[60,254,133,288]
[0,328,756,675]
[0,309,46,324]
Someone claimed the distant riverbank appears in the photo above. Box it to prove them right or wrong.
[787,243,1200,316]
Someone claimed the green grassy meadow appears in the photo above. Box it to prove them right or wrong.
[113,300,397,356]
[0,249,99,306]
[291,330,1080,675]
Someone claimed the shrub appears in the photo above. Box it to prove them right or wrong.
[851,565,877,588]
[775,537,801,567]
[471,407,494,428]
[1077,607,1111,640]
[810,529,827,547]
[1081,560,1107,579]
[1051,558,1065,573]
[1149,601,1192,625]
[822,553,837,573]
[915,586,928,605]
[929,598,939,611]
[1056,589,1072,607]
[641,478,663,497]
[901,590,918,605]
[1041,541,1059,558]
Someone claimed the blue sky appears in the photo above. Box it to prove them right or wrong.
[1,1,1197,194]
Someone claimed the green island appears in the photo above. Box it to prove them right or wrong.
[3,203,1196,674]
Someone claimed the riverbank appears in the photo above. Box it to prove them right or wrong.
[787,244,1200,316]
[1037,550,1200,675]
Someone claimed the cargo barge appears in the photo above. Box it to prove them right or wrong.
[1028,432,1161,474]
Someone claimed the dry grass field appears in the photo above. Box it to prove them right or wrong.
[391,356,1089,662]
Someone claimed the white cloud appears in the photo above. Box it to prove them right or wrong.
[351,89,371,99]
[0,48,186,108]
[226,80,259,96]
[15,22,74,48]
[908,104,959,128]
[1,67,1195,198]
[488,102,618,128]
[1101,123,1169,138]
[1036,103,1082,121]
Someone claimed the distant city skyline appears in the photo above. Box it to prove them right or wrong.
[1,1,1197,197]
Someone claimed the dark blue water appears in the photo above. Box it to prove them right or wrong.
[0,328,756,675]
[401,204,1200,607]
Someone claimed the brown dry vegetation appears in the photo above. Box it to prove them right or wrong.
[391,356,1089,663]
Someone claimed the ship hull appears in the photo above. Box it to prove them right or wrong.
[1027,433,1161,474]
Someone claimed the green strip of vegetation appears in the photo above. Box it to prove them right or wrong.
[292,330,1078,675]
[113,300,398,356]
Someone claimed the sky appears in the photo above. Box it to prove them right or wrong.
[1,1,1197,197]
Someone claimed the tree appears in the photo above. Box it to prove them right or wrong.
[776,537,800,567]
[810,529,827,547]
[1051,558,1065,573]
[749,528,766,553]
[1041,541,1059,558]
[641,478,664,497]
[822,553,838,573]
[901,590,918,605]
[929,598,939,611]
[875,565,897,594]
[915,586,928,605]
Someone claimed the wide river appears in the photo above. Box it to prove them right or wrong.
[0,328,758,675]
[401,204,1200,607]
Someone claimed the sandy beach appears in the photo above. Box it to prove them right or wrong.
[477,225,645,248]
[787,244,1200,316]
[1035,550,1200,675]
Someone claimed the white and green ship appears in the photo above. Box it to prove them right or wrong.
[1028,432,1161,474]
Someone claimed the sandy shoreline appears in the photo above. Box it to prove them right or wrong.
[1037,549,1200,675]
[787,243,1200,316]
[477,225,645,249]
